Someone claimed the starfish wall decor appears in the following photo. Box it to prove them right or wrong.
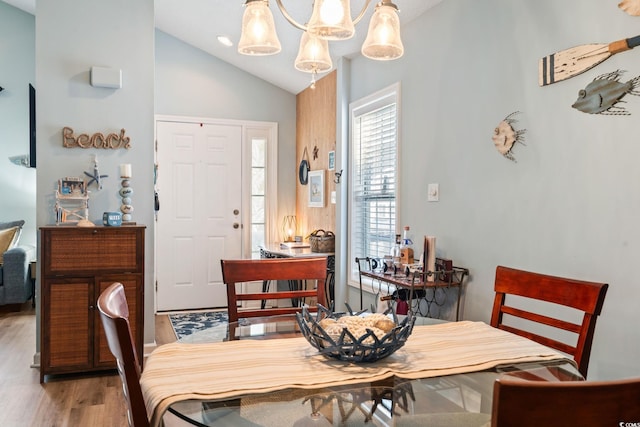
[84,154,109,190]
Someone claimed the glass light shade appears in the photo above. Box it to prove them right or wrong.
[307,0,355,40]
[361,2,404,60]
[295,32,333,73]
[238,0,282,56]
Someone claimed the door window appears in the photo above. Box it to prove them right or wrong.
[244,126,278,259]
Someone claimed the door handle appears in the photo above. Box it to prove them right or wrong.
[233,223,240,229]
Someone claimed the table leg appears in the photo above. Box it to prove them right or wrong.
[289,279,301,307]
[261,279,270,309]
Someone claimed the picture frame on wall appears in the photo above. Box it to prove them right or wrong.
[58,177,86,198]
[328,151,335,171]
[308,170,325,208]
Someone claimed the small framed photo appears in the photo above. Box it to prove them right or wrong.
[328,151,335,171]
[58,177,86,197]
[308,170,325,208]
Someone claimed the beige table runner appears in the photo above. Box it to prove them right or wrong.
[141,321,573,427]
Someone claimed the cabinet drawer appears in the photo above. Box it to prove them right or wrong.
[43,227,143,275]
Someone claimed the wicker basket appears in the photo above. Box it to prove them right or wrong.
[308,229,335,253]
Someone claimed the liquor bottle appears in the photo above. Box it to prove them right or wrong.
[400,226,414,264]
[391,233,402,272]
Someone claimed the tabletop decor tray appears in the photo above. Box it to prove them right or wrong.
[296,304,416,363]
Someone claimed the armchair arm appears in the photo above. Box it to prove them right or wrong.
[1,246,33,304]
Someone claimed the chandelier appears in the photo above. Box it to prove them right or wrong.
[238,0,404,86]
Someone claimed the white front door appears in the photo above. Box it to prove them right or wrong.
[156,120,242,311]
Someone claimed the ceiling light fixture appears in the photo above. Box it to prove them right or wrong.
[238,0,404,85]
[295,30,332,90]
[361,0,404,60]
[295,31,332,73]
[238,0,282,55]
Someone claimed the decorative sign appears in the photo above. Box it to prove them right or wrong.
[538,35,640,87]
[62,126,131,149]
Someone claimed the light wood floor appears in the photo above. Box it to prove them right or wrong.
[0,303,177,426]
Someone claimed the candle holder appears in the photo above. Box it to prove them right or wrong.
[119,164,134,224]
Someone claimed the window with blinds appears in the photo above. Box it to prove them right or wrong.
[349,84,400,282]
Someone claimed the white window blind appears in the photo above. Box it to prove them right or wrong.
[350,85,399,281]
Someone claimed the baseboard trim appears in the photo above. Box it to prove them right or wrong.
[31,351,40,368]
[144,341,158,358]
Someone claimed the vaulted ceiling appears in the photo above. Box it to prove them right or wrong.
[3,0,442,94]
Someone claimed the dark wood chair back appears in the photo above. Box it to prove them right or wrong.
[491,376,640,426]
[490,266,608,377]
[221,257,327,323]
[98,282,149,427]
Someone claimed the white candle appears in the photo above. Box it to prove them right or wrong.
[120,163,132,178]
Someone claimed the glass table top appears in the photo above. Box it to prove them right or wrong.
[167,315,582,426]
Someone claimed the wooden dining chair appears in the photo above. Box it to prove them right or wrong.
[490,266,608,377]
[491,376,640,426]
[98,282,150,427]
[98,283,196,427]
[221,257,327,323]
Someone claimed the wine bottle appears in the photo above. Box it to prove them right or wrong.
[391,233,402,272]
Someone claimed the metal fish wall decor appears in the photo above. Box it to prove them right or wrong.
[571,70,640,115]
[492,111,526,162]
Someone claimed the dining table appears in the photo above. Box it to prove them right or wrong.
[141,314,583,427]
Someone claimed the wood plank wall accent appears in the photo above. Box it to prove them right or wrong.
[296,71,337,240]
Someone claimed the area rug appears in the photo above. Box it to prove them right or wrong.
[168,311,229,342]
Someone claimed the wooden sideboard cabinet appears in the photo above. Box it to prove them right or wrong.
[40,225,145,382]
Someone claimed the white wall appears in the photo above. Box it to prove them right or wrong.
[0,3,36,247]
[154,30,297,221]
[10,5,296,350]
[35,0,155,342]
[347,0,640,380]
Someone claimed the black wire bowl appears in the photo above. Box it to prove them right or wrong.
[296,304,416,363]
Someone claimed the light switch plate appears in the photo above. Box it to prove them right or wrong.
[428,183,439,202]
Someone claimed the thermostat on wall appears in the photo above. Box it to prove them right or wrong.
[91,66,122,89]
